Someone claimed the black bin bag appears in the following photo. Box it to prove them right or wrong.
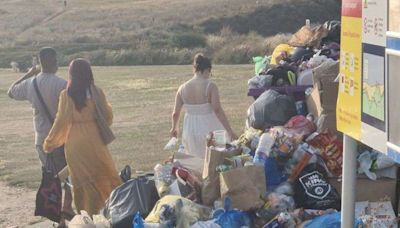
[247,89,297,130]
[103,175,159,228]
[294,163,341,210]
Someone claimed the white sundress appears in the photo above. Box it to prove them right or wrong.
[181,81,225,158]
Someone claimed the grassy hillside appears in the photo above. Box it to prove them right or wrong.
[0,0,340,67]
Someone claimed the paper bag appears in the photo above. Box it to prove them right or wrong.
[201,147,241,206]
[173,152,204,178]
[219,165,266,211]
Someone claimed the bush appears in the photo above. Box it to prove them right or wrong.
[170,33,206,49]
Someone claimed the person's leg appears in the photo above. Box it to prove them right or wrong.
[62,181,74,216]
[35,145,47,168]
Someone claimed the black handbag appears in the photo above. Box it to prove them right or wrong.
[34,158,63,222]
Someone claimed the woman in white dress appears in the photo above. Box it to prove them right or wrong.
[170,53,237,157]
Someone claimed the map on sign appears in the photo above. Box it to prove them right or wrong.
[362,53,384,122]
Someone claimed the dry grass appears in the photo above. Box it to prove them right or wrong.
[0,65,253,188]
[0,0,271,45]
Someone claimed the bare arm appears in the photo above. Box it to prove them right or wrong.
[43,91,72,152]
[8,67,40,99]
[170,86,184,137]
[209,83,238,140]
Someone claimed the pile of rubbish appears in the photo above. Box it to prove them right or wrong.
[249,20,340,92]
[68,21,399,228]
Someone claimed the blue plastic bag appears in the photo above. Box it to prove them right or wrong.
[304,212,341,228]
[133,212,145,228]
[212,197,252,228]
[264,157,287,190]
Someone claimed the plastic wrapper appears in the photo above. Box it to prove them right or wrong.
[269,127,303,164]
[226,154,253,168]
[256,183,295,222]
[304,212,341,228]
[212,197,252,228]
[371,151,395,171]
[358,201,398,228]
[264,157,288,190]
[133,212,162,228]
[145,195,211,225]
[191,221,221,228]
[263,212,299,228]
[307,132,343,176]
[164,137,178,150]
[284,115,316,137]
[357,151,377,180]
[285,143,318,181]
[235,128,263,153]
[253,56,271,75]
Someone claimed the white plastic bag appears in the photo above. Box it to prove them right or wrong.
[164,137,178,150]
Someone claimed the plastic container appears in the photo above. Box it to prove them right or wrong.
[253,133,275,165]
[297,69,313,85]
[177,144,184,153]
[213,130,227,149]
[154,164,173,197]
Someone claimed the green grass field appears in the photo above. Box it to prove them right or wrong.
[0,65,253,188]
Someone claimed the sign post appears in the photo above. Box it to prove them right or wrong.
[337,1,362,226]
[341,135,357,227]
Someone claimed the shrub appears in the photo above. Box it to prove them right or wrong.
[170,33,206,49]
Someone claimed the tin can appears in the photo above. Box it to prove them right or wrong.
[295,100,308,116]
[216,164,232,172]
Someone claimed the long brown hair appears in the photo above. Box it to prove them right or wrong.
[67,59,94,111]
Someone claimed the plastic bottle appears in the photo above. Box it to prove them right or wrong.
[253,133,275,165]
[154,164,173,197]
[177,144,185,154]
[288,144,314,182]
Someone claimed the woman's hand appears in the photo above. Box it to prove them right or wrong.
[43,144,54,153]
[170,128,178,138]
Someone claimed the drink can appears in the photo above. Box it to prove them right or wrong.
[216,164,232,172]
[295,101,308,116]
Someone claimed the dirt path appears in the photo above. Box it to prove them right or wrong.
[0,181,45,227]
[17,8,67,39]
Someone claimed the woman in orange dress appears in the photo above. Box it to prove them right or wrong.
[44,59,121,216]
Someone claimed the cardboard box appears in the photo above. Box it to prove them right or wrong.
[329,177,398,208]
[306,87,323,117]
[306,61,339,133]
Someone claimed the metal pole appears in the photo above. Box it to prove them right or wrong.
[341,134,357,227]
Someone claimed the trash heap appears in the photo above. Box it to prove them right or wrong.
[68,21,399,228]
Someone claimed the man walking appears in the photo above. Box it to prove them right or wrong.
[8,47,74,227]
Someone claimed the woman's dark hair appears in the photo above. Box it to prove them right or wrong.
[193,53,212,73]
[67,59,94,111]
